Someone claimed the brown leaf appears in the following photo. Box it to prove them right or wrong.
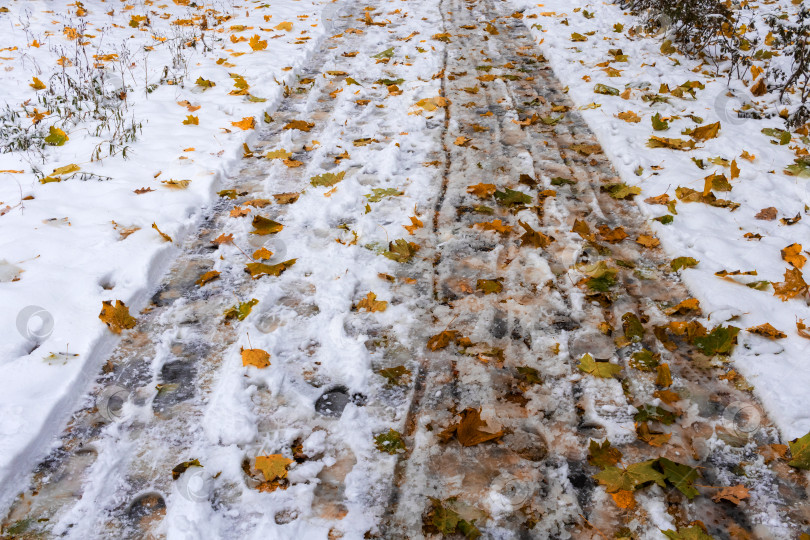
[655,363,672,387]
[616,111,641,123]
[772,267,808,301]
[572,219,593,241]
[598,225,628,244]
[474,219,512,234]
[636,422,671,447]
[518,220,553,248]
[797,319,810,339]
[755,207,777,220]
[690,121,721,141]
[134,187,155,194]
[711,484,749,505]
[273,192,300,205]
[230,206,251,217]
[99,300,137,334]
[283,120,314,132]
[456,408,504,446]
[636,235,660,248]
[427,330,458,351]
[746,323,787,339]
[750,77,767,96]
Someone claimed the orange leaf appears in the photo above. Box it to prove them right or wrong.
[99,300,137,334]
[242,347,270,368]
[746,323,787,339]
[456,408,503,446]
[356,292,388,312]
[781,243,806,269]
[231,117,255,130]
[467,183,496,197]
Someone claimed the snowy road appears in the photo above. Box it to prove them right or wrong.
[2,0,808,538]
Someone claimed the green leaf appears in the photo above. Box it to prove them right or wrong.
[602,183,641,200]
[655,215,674,225]
[788,431,810,469]
[379,365,411,386]
[634,404,678,425]
[662,525,714,540]
[621,312,644,342]
[376,77,404,86]
[516,366,542,385]
[372,47,394,58]
[593,459,665,492]
[693,325,739,355]
[587,439,622,469]
[374,429,406,454]
[630,349,659,371]
[494,188,532,206]
[785,157,810,178]
[658,458,700,499]
[671,256,698,271]
[384,239,418,263]
[44,126,68,146]
[594,83,619,96]
[651,113,669,131]
[476,278,503,294]
[550,176,576,186]
[365,188,403,202]
[224,298,258,321]
[195,76,216,89]
[310,171,346,187]
[578,353,621,378]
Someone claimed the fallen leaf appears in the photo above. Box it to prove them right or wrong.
[248,34,267,51]
[152,223,172,242]
[255,454,292,481]
[636,235,660,248]
[427,330,458,351]
[755,207,777,220]
[171,459,202,480]
[403,216,423,235]
[455,408,504,446]
[474,219,512,234]
[711,484,749,505]
[374,429,406,454]
[224,298,258,321]
[251,216,283,235]
[242,347,270,368]
[598,225,628,243]
[617,111,641,123]
[283,120,314,131]
[467,183,496,198]
[747,323,787,339]
[772,267,808,301]
[231,117,255,130]
[690,122,721,141]
[781,243,806,269]
[588,439,622,468]
[518,220,553,248]
[213,233,234,245]
[196,270,220,286]
[99,300,137,334]
[246,259,296,278]
[356,292,388,312]
[578,353,621,378]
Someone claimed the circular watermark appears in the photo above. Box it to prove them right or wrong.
[97,384,130,422]
[322,0,352,34]
[490,474,532,510]
[713,91,748,127]
[16,305,54,341]
[722,400,762,439]
[175,466,211,502]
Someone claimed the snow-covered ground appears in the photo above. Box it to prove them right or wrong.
[0,0,335,504]
[512,0,810,439]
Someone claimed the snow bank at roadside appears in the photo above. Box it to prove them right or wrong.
[0,0,334,507]
[510,0,810,439]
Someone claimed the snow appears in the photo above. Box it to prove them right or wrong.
[0,0,334,510]
[511,0,810,440]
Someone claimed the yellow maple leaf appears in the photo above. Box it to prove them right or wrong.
[99,300,137,334]
[474,219,512,234]
[255,454,292,481]
[616,111,640,123]
[242,348,271,368]
[248,34,267,51]
[253,247,273,260]
[183,115,199,125]
[196,270,220,286]
[636,235,660,248]
[356,292,388,312]
[746,323,787,339]
[275,21,293,31]
[403,216,423,234]
[30,77,46,90]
